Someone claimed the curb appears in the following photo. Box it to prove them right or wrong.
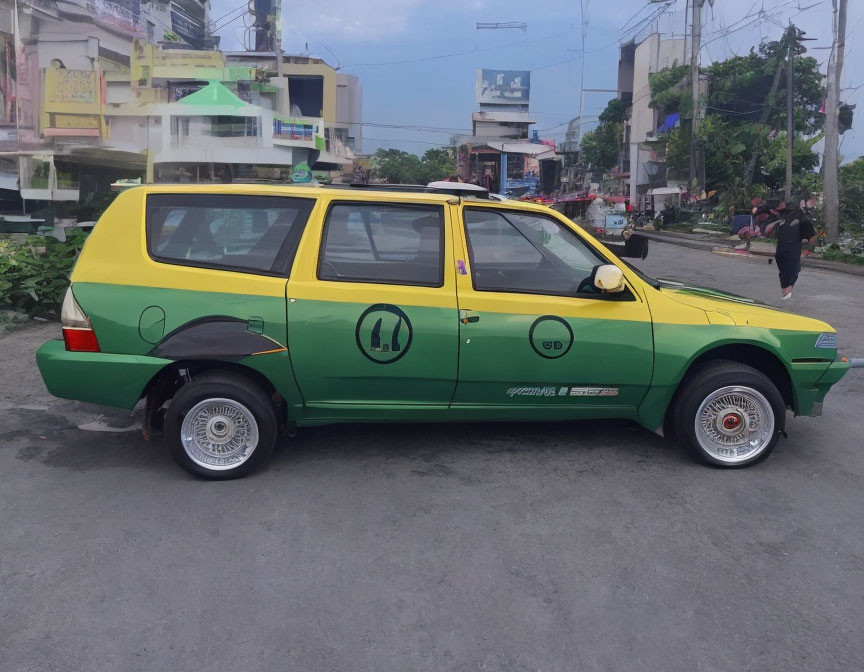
[636,231,864,278]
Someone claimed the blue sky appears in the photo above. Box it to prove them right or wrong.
[211,0,863,160]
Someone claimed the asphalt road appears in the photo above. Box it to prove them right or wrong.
[2,243,863,672]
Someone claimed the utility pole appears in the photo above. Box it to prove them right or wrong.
[689,0,705,197]
[824,0,848,243]
[785,23,794,203]
[273,0,288,116]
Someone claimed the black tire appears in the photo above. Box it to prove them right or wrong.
[671,360,786,467]
[164,371,277,480]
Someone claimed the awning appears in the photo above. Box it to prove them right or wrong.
[648,187,682,196]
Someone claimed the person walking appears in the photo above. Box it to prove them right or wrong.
[766,202,816,300]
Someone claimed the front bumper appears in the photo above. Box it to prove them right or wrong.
[36,340,172,410]
[792,356,850,417]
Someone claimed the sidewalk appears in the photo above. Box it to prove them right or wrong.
[634,230,864,278]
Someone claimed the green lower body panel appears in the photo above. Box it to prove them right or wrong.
[794,357,850,416]
[36,340,171,409]
[298,402,637,426]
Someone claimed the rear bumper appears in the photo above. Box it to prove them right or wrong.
[792,357,850,417]
[36,340,172,410]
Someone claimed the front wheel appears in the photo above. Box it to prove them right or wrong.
[672,361,785,467]
[164,372,277,479]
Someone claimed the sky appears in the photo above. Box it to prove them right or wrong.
[209,0,864,160]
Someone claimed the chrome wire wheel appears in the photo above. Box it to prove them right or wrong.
[180,398,259,471]
[694,386,775,464]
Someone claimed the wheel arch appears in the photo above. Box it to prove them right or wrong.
[140,359,287,439]
[664,342,794,434]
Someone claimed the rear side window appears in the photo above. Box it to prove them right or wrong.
[318,202,444,287]
[146,194,314,275]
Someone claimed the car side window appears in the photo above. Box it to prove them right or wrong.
[146,194,315,275]
[463,208,612,296]
[318,202,444,287]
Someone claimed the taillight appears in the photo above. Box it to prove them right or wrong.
[61,286,100,352]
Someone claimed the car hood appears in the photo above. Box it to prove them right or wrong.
[657,279,833,332]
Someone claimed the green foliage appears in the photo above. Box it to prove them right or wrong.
[759,132,823,185]
[372,147,457,184]
[820,247,864,266]
[598,98,629,124]
[580,122,622,172]
[651,35,825,193]
[416,147,458,184]
[649,65,689,115]
[663,125,690,174]
[0,229,90,317]
[840,157,864,234]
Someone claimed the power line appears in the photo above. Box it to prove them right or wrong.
[212,11,248,34]
[210,2,249,28]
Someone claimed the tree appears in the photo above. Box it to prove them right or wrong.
[371,147,457,184]
[417,147,457,184]
[580,121,621,172]
[598,98,630,124]
[650,35,825,200]
[839,157,864,234]
[372,149,423,184]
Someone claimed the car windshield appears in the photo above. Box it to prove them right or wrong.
[620,258,661,290]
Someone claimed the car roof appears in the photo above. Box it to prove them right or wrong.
[128,183,556,213]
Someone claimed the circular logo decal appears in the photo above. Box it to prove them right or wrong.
[528,315,574,359]
[355,304,413,364]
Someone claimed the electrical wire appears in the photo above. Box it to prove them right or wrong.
[209,2,250,28]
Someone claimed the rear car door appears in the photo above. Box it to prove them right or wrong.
[451,204,653,416]
[286,195,459,420]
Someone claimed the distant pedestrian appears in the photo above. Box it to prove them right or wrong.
[766,203,816,300]
[635,211,646,228]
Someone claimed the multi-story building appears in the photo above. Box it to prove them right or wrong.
[0,0,358,211]
[454,67,556,196]
[617,33,689,211]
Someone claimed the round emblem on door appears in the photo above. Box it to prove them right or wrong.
[355,304,413,364]
[528,315,574,359]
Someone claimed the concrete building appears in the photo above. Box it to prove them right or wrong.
[454,67,556,196]
[0,0,358,213]
[617,33,689,211]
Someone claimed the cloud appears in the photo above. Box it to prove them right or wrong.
[288,0,424,43]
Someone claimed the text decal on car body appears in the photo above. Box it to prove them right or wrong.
[506,386,619,398]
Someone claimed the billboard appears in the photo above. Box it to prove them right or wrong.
[476,69,530,105]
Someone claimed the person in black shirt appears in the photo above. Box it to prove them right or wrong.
[765,203,816,300]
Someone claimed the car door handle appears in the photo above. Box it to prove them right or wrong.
[459,310,480,324]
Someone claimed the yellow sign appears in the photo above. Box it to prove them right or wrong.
[43,69,100,114]
[52,114,100,129]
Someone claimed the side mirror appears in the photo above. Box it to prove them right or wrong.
[594,264,626,293]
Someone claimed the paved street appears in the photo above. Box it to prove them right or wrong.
[2,242,863,672]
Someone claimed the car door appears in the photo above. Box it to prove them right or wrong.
[451,204,653,417]
[286,195,459,420]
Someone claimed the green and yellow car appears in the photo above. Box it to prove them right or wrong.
[36,184,851,478]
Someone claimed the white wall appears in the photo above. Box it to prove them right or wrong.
[629,35,686,200]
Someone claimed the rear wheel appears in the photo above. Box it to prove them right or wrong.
[672,361,785,467]
[164,372,277,479]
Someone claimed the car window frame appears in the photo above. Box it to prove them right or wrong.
[316,199,447,289]
[145,193,316,278]
[461,205,634,301]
